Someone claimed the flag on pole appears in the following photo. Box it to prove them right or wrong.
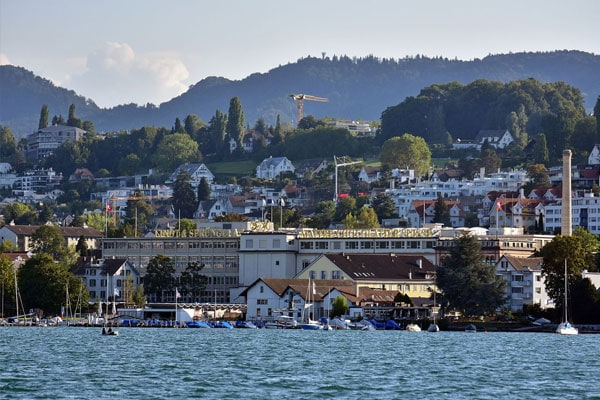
[496,201,503,211]
[280,197,285,207]
[106,202,112,212]
[312,281,316,295]
[114,287,120,297]
[175,288,181,299]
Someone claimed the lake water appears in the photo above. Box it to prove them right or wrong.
[1,327,599,399]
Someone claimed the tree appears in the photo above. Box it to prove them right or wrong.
[66,104,83,128]
[18,253,87,315]
[539,228,600,306]
[432,193,452,227]
[479,148,501,174]
[380,134,431,176]
[172,117,185,133]
[595,95,600,141]
[330,295,348,318]
[177,218,196,233]
[356,207,380,228]
[1,202,37,225]
[75,235,88,256]
[131,284,147,307]
[144,255,175,302]
[122,191,154,236]
[172,170,197,219]
[31,224,65,257]
[0,126,18,164]
[38,105,49,129]
[207,109,227,156]
[197,177,211,202]
[437,233,506,317]
[226,97,245,150]
[334,196,357,222]
[0,255,16,315]
[153,133,200,172]
[533,133,549,165]
[522,164,551,194]
[179,262,208,302]
[371,194,397,222]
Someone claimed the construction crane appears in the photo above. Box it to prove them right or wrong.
[290,94,328,123]
[334,155,362,203]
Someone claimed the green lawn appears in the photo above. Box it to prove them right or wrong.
[206,160,257,176]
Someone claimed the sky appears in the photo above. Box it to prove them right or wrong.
[1,0,598,108]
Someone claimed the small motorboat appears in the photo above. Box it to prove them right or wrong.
[465,324,477,333]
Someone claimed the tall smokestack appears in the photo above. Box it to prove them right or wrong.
[562,149,572,236]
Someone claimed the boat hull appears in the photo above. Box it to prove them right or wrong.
[556,322,578,335]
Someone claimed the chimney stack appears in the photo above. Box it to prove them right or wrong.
[562,150,572,236]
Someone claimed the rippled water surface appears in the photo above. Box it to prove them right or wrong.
[1,327,599,399]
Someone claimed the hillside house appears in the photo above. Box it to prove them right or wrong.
[168,163,214,185]
[256,156,295,179]
[475,129,514,149]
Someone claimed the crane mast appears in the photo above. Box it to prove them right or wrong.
[290,94,328,123]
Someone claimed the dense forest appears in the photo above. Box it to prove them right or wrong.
[1,50,599,137]
[380,79,595,161]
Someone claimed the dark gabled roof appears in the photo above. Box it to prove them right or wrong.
[1,224,103,238]
[323,253,435,281]
[73,257,132,275]
[503,255,543,271]
[240,278,354,300]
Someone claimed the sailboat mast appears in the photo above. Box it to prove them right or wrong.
[564,259,568,323]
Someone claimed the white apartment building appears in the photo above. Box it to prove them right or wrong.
[496,255,550,311]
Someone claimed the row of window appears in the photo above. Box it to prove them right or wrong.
[103,241,239,250]
[300,240,434,250]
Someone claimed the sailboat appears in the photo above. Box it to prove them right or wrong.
[556,259,578,335]
[102,272,119,336]
[428,269,440,332]
[300,279,323,330]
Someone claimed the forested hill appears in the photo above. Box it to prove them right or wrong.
[1,50,599,137]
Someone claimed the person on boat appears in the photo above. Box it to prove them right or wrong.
[102,327,107,335]
[107,326,113,334]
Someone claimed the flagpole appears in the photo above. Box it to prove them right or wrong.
[175,287,178,328]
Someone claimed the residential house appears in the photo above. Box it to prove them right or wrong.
[69,168,95,183]
[295,159,328,178]
[358,166,381,183]
[295,253,436,298]
[588,144,600,165]
[168,163,214,186]
[475,129,514,149]
[26,125,86,160]
[0,223,103,252]
[256,156,295,179]
[242,278,355,322]
[496,255,550,311]
[73,257,141,303]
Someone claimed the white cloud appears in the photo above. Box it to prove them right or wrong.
[68,42,190,107]
[0,53,12,65]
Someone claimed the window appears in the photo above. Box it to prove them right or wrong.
[321,271,327,279]
[275,260,280,266]
[259,285,264,293]
[89,279,97,287]
[245,239,254,249]
[257,299,268,305]
[512,275,524,282]
[273,239,281,248]
[332,271,341,280]
[309,271,316,279]
[259,239,267,249]
[256,308,261,317]
[302,260,310,269]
